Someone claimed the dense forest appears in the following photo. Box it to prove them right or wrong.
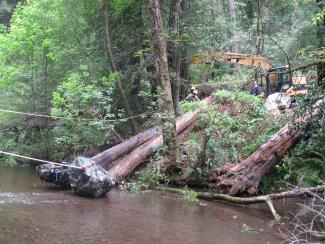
[0,0,324,241]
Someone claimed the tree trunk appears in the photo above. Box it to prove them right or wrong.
[179,1,189,101]
[256,0,264,56]
[103,0,138,134]
[106,96,214,181]
[148,0,178,163]
[202,68,210,83]
[42,54,50,159]
[255,0,264,81]
[168,0,181,115]
[211,120,300,195]
[228,0,238,54]
[0,0,20,26]
[316,0,325,85]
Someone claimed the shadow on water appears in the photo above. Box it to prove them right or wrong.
[0,167,301,244]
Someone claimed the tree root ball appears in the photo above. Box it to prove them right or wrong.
[69,157,115,198]
[36,164,70,188]
[36,157,115,198]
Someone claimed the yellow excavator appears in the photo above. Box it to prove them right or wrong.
[189,51,308,96]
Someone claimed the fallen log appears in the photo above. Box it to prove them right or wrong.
[211,99,323,196]
[92,96,214,168]
[194,82,234,97]
[92,126,161,167]
[212,121,301,195]
[107,96,215,182]
[159,185,325,222]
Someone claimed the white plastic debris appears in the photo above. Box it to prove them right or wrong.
[265,92,292,112]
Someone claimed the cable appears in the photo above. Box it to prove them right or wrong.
[0,108,155,122]
[0,150,84,170]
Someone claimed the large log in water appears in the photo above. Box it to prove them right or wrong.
[107,96,215,182]
[92,96,213,168]
[92,127,161,167]
[212,100,323,196]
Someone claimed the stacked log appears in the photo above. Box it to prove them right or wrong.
[92,126,161,167]
[104,96,215,182]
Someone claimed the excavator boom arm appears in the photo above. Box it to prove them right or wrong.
[189,51,272,71]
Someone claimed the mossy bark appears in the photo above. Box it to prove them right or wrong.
[148,0,178,163]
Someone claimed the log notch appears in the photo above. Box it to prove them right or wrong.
[211,100,323,196]
[107,96,215,182]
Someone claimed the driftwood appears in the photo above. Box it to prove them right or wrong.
[159,185,325,222]
[107,96,215,182]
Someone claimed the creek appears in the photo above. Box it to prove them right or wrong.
[0,167,301,244]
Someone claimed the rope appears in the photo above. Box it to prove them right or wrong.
[54,170,60,182]
[0,150,84,170]
[0,108,154,122]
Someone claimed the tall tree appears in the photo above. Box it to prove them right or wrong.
[316,0,325,84]
[228,0,238,53]
[255,0,264,81]
[103,0,138,134]
[256,0,264,56]
[148,0,178,163]
[168,0,181,115]
[0,0,20,26]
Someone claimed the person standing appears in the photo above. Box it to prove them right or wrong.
[250,80,261,96]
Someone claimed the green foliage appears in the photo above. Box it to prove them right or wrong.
[179,100,202,115]
[50,71,117,160]
[259,134,325,194]
[241,224,258,233]
[119,162,168,192]
[203,90,269,165]
[241,121,287,157]
[182,188,199,202]
[260,77,325,193]
[178,89,288,181]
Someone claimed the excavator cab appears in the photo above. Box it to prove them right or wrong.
[266,66,308,96]
[265,66,292,94]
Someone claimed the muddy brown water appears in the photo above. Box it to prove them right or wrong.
[0,167,302,244]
